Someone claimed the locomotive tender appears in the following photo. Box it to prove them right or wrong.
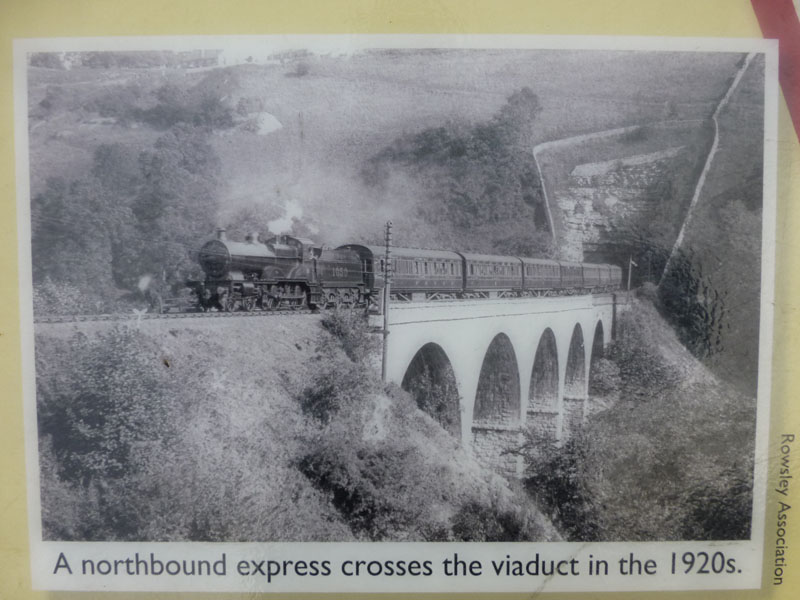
[189,228,622,312]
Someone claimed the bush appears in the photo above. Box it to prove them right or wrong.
[298,435,442,540]
[403,363,461,437]
[680,464,753,540]
[296,351,376,423]
[33,279,106,316]
[320,308,378,363]
[451,499,537,542]
[588,357,620,397]
[523,434,601,541]
[36,328,184,539]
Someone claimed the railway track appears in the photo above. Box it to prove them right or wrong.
[34,308,317,324]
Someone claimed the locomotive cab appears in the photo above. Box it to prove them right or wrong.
[264,235,320,262]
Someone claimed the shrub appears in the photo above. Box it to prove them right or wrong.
[320,308,378,363]
[296,351,375,423]
[33,279,106,316]
[36,328,175,485]
[298,437,438,540]
[451,500,536,542]
[523,434,601,541]
[588,357,620,396]
[680,464,753,540]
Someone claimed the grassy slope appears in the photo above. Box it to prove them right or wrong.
[672,54,765,395]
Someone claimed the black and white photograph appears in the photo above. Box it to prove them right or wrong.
[16,35,776,592]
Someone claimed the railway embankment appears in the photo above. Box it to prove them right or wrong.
[35,310,559,542]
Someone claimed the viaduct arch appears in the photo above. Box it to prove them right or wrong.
[387,294,618,477]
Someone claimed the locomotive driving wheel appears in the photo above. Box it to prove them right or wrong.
[242,296,257,312]
[222,293,237,312]
[291,292,307,310]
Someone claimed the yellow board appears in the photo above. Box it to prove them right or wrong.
[1,1,797,599]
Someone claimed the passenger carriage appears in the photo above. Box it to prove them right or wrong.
[460,253,523,298]
[520,257,562,295]
[558,261,584,292]
[337,245,463,301]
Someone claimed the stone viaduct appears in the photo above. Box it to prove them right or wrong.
[377,293,621,477]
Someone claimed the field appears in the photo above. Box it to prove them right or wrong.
[27,49,744,247]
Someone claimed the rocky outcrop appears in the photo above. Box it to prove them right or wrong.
[554,146,686,261]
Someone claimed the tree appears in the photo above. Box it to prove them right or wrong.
[492,87,542,148]
[128,124,220,288]
[362,88,549,255]
[30,177,124,293]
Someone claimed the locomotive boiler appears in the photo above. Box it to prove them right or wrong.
[190,229,365,311]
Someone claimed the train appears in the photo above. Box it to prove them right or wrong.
[183,228,623,313]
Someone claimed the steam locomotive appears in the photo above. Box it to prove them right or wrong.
[186,228,623,312]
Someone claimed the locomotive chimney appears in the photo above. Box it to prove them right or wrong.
[216,228,227,241]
